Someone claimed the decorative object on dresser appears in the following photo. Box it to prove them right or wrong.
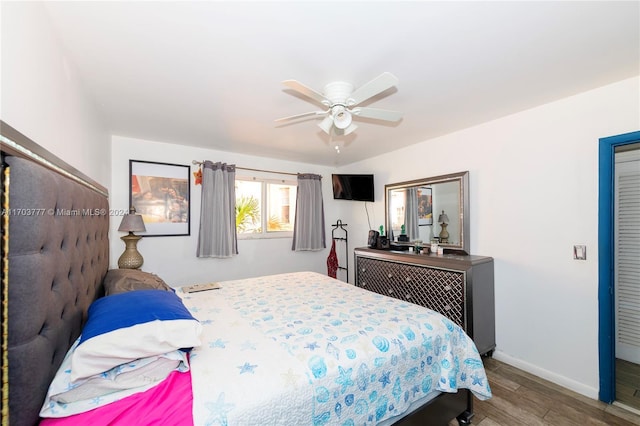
[117,207,146,269]
[438,210,450,243]
[398,224,410,242]
[377,234,391,249]
[354,247,496,356]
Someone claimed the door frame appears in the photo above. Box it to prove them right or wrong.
[598,130,640,403]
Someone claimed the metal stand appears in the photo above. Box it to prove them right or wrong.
[331,220,348,282]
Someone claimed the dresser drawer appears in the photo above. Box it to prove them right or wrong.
[354,247,495,356]
[356,256,466,329]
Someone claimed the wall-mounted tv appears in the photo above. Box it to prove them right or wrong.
[332,174,375,202]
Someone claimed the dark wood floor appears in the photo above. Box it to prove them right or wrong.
[448,357,640,426]
[617,358,640,411]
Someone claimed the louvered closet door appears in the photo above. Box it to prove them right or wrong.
[615,150,640,364]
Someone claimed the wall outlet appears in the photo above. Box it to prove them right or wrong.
[573,245,587,260]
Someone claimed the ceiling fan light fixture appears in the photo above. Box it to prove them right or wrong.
[318,115,334,134]
[332,107,352,130]
[343,123,358,136]
[279,72,401,139]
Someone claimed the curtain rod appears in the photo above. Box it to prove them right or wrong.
[192,160,298,177]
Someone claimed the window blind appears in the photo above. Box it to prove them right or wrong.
[615,150,640,364]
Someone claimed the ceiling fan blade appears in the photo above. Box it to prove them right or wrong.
[282,80,330,106]
[351,107,403,122]
[347,72,399,106]
[275,110,328,123]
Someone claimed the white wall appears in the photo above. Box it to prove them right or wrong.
[0,2,109,185]
[337,76,640,399]
[111,135,340,285]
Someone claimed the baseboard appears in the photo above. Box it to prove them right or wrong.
[492,350,599,400]
[613,401,640,416]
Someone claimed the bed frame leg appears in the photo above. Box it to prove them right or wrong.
[456,389,474,425]
[456,410,474,425]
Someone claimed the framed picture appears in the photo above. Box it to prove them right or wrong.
[129,160,190,236]
[417,186,433,226]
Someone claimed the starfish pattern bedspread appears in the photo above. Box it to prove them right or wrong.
[181,271,491,426]
[179,272,491,425]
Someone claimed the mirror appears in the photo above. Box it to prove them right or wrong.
[385,171,470,254]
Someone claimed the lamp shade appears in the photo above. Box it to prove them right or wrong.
[118,211,146,233]
[333,107,352,130]
[438,210,449,224]
[318,115,334,134]
[342,123,358,136]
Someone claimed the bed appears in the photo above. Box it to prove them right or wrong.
[2,121,491,426]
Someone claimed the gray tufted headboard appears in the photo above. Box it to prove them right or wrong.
[2,122,110,426]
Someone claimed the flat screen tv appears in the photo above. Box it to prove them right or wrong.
[332,174,374,202]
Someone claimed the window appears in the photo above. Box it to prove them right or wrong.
[235,177,297,238]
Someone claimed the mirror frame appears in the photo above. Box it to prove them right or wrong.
[385,171,470,254]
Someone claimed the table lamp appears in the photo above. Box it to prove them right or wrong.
[438,210,449,243]
[117,207,146,269]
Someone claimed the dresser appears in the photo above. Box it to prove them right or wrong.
[354,247,495,356]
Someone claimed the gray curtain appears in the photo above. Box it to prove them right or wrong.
[405,187,420,241]
[197,161,238,258]
[292,173,326,251]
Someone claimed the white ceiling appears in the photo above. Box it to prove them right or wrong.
[42,1,639,167]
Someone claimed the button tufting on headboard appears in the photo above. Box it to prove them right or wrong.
[5,155,109,426]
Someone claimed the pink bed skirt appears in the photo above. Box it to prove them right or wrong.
[40,370,193,425]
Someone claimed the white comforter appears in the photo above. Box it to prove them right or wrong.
[180,271,491,426]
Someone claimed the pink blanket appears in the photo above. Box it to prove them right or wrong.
[40,370,193,425]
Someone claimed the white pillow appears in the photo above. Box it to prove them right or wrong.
[70,289,201,381]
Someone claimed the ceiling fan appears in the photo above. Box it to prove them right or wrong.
[275,72,403,136]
